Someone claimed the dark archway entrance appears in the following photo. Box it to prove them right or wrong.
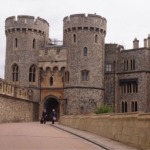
[44,98,59,121]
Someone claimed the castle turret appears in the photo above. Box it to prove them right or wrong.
[63,14,107,114]
[5,15,49,87]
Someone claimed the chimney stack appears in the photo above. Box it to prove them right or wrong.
[144,38,147,48]
[133,38,139,49]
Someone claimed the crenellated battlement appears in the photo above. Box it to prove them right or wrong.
[5,15,49,36]
[63,13,107,34]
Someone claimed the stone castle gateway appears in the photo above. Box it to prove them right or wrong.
[3,13,150,120]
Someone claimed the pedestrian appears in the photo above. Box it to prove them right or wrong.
[41,109,47,124]
[51,109,56,124]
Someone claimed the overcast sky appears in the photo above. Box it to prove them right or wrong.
[0,0,150,78]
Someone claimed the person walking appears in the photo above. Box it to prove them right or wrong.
[41,109,47,124]
[51,109,56,124]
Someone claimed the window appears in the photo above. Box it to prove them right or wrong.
[12,64,19,81]
[124,60,128,71]
[122,101,128,113]
[120,79,138,94]
[106,64,112,72]
[29,65,36,82]
[73,34,76,43]
[65,71,69,82]
[122,102,124,113]
[125,101,128,112]
[131,101,138,112]
[133,59,135,70]
[83,47,88,56]
[33,39,36,49]
[81,70,89,81]
[95,34,98,43]
[15,38,18,48]
[50,76,53,86]
[135,101,138,112]
[130,59,135,70]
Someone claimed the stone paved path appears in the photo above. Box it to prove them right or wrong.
[0,122,103,150]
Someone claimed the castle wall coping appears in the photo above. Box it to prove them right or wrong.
[64,13,107,21]
[5,15,49,29]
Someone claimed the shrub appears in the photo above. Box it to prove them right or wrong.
[94,104,113,114]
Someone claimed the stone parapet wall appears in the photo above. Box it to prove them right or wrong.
[0,94,39,123]
[0,79,39,122]
[0,79,32,100]
[59,113,150,150]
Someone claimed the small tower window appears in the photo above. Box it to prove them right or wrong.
[50,76,53,86]
[83,47,88,56]
[15,38,18,48]
[81,70,89,81]
[73,34,76,43]
[12,64,19,81]
[95,34,98,43]
[65,71,69,82]
[29,65,36,82]
[33,39,36,49]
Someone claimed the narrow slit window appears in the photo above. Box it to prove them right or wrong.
[15,38,18,48]
[33,39,36,49]
[50,76,53,86]
[73,34,76,43]
[12,64,19,81]
[95,34,98,43]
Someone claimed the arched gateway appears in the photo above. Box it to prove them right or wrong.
[42,96,60,120]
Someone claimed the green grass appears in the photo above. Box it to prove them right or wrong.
[94,104,113,114]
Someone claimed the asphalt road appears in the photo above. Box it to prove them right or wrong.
[0,122,104,150]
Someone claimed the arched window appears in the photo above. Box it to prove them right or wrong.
[95,34,98,43]
[29,65,36,82]
[33,39,36,49]
[83,47,88,56]
[122,102,124,113]
[125,101,128,112]
[65,71,69,82]
[50,76,53,86]
[12,64,19,81]
[15,38,18,48]
[131,101,138,112]
[81,70,89,81]
[73,34,76,43]
[131,101,134,112]
[135,101,138,112]
[133,59,135,70]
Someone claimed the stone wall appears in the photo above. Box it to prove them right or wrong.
[0,94,39,123]
[64,13,106,114]
[0,79,39,123]
[59,113,150,150]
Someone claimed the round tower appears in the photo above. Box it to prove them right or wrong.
[63,14,107,114]
[5,15,49,87]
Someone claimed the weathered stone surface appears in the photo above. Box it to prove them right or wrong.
[59,113,150,150]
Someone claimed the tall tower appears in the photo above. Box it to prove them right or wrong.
[63,14,107,114]
[5,15,49,87]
